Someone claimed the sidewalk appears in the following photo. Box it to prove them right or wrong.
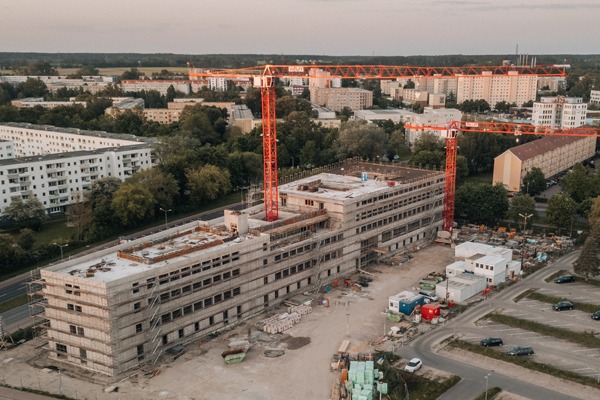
[0,386,54,400]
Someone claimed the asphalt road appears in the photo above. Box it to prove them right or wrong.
[396,250,583,400]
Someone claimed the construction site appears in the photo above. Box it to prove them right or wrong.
[26,161,445,378]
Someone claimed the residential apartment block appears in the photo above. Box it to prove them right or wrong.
[0,123,156,215]
[310,88,373,112]
[354,108,462,147]
[493,135,596,192]
[456,71,537,107]
[121,80,191,96]
[11,98,87,109]
[0,75,114,94]
[532,97,587,129]
[33,162,444,376]
[589,90,600,105]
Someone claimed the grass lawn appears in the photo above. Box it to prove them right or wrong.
[459,171,493,186]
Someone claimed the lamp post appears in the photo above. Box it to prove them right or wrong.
[519,213,533,267]
[53,243,68,260]
[484,373,491,400]
[159,207,172,230]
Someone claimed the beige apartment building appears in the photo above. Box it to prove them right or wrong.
[31,162,444,377]
[456,71,537,106]
[310,87,373,112]
[493,135,596,192]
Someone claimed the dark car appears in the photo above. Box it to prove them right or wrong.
[554,275,575,284]
[592,310,600,321]
[480,337,503,347]
[552,300,574,311]
[507,346,534,356]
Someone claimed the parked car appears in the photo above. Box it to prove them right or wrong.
[404,358,423,373]
[554,275,575,284]
[592,310,600,321]
[507,346,534,356]
[418,290,439,303]
[480,337,503,347]
[553,300,574,311]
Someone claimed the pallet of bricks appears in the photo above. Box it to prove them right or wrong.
[260,305,311,334]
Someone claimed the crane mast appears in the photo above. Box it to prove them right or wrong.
[189,63,571,225]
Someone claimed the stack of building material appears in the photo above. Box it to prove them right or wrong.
[346,361,376,400]
[287,304,312,315]
[259,312,302,334]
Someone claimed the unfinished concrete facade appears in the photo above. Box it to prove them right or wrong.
[31,162,444,377]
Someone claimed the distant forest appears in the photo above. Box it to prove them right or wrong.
[1,52,600,71]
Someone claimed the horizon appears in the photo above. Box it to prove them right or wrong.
[1,0,598,56]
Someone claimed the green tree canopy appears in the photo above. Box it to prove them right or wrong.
[522,167,546,196]
[111,183,155,226]
[2,197,48,230]
[574,223,600,279]
[546,193,577,233]
[334,120,388,160]
[454,183,509,227]
[560,164,600,204]
[89,177,122,236]
[186,165,232,205]
[508,194,536,225]
[127,168,180,211]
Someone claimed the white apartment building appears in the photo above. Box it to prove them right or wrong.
[532,97,587,129]
[0,76,114,94]
[403,108,463,146]
[33,162,445,376]
[11,98,87,109]
[456,71,537,106]
[121,80,191,96]
[537,77,566,92]
[590,90,600,105]
[0,140,14,159]
[0,123,156,215]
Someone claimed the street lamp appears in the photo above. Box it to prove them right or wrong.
[53,243,68,260]
[159,207,172,230]
[519,213,533,267]
[484,373,491,400]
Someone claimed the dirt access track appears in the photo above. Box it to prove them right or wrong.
[3,245,453,400]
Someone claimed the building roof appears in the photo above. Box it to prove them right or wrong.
[508,136,588,161]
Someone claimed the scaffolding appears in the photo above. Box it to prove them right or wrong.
[0,316,14,350]
[27,269,50,339]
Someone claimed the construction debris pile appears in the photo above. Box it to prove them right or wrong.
[257,305,312,334]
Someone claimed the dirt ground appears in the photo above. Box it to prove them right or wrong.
[2,244,592,400]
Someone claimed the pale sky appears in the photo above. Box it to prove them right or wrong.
[1,0,598,56]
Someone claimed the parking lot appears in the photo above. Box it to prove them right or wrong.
[459,269,600,380]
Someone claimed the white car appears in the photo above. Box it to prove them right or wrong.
[404,358,423,373]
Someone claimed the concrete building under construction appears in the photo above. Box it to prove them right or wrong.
[30,162,444,377]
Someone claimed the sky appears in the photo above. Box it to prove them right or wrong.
[1,0,599,56]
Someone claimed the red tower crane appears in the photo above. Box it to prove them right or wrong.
[189,63,569,222]
[404,121,600,232]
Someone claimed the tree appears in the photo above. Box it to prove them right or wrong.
[2,197,48,230]
[127,168,180,210]
[66,191,93,241]
[111,183,155,226]
[227,151,262,188]
[334,120,388,160]
[521,167,546,196]
[508,194,536,224]
[495,101,511,113]
[89,177,122,236]
[454,183,508,226]
[573,223,600,279]
[0,234,24,274]
[18,78,48,98]
[455,155,470,183]
[186,165,231,205]
[588,196,600,226]
[17,228,35,251]
[546,193,577,234]
[121,68,142,80]
[412,133,444,153]
[409,150,444,169]
[561,164,599,204]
